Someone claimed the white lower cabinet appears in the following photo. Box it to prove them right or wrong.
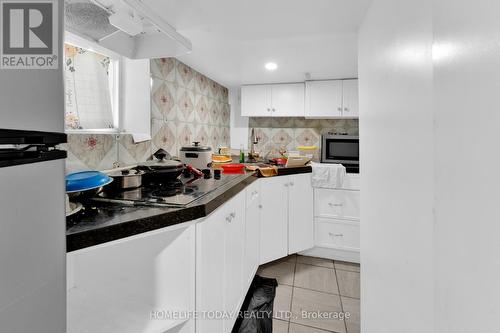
[260,174,314,264]
[303,174,360,263]
[288,173,314,254]
[68,173,314,333]
[196,187,259,333]
[67,223,196,333]
[259,176,289,264]
[244,181,261,287]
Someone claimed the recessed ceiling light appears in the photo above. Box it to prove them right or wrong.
[265,62,278,71]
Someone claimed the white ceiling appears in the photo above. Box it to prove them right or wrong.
[143,0,372,88]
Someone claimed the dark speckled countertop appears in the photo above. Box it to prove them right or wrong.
[66,165,312,252]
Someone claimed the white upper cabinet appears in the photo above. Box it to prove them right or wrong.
[241,85,272,116]
[271,83,305,117]
[305,80,343,118]
[305,79,359,118]
[241,83,305,117]
[342,79,359,117]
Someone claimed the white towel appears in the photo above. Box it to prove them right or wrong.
[311,162,346,188]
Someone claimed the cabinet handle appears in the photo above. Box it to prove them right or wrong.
[284,183,289,187]
[329,232,344,237]
[230,212,236,218]
[328,202,343,207]
[258,204,263,209]
[267,108,271,112]
[272,108,276,112]
[344,107,349,112]
[226,216,232,223]
[289,182,294,186]
[337,107,342,111]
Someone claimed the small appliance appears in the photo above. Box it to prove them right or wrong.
[321,133,360,173]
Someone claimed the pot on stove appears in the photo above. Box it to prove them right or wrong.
[137,149,185,184]
[179,142,212,170]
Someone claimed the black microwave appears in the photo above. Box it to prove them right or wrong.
[321,134,360,173]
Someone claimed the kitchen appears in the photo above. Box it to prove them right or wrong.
[1,1,500,333]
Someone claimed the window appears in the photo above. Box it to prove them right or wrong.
[64,38,120,132]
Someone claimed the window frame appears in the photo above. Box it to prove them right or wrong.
[64,31,122,134]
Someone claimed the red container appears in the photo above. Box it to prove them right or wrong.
[220,163,245,173]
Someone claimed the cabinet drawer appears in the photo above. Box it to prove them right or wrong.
[315,218,359,251]
[314,189,360,220]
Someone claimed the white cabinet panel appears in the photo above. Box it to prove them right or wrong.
[224,193,245,325]
[314,188,360,220]
[121,58,151,140]
[68,224,196,333]
[305,80,343,118]
[196,192,246,333]
[315,218,360,251]
[244,182,261,287]
[196,207,227,333]
[288,174,314,254]
[271,83,305,117]
[241,85,271,116]
[259,176,288,264]
[342,79,359,118]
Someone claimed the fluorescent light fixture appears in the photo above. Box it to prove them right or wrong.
[265,62,278,71]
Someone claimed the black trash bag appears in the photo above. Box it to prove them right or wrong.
[232,275,278,333]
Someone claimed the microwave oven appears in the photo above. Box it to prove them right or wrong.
[321,133,360,173]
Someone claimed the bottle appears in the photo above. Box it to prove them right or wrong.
[239,145,245,163]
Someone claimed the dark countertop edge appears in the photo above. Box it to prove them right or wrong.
[272,165,312,177]
[66,166,311,252]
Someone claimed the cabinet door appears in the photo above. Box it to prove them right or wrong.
[223,192,246,331]
[342,79,359,117]
[288,173,314,254]
[271,83,305,117]
[241,85,272,116]
[244,181,261,287]
[305,80,343,118]
[196,207,227,333]
[259,176,289,264]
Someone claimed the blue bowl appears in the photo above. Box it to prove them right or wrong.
[66,171,113,193]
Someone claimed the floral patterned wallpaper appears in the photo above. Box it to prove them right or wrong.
[64,58,230,171]
[248,117,359,161]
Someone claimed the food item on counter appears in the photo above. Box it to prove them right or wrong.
[212,154,232,163]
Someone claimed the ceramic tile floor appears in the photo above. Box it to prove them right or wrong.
[257,255,360,333]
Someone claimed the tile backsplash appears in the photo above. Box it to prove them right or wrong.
[248,117,358,161]
[64,58,230,172]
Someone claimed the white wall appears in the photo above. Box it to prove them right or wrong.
[360,0,500,332]
[229,88,249,150]
[358,1,435,332]
[433,0,500,331]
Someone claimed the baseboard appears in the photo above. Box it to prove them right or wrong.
[299,246,360,263]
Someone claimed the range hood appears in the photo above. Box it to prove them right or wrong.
[65,0,192,59]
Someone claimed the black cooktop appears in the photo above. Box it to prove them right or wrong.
[96,172,245,207]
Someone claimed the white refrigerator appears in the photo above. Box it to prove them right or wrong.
[0,0,66,332]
